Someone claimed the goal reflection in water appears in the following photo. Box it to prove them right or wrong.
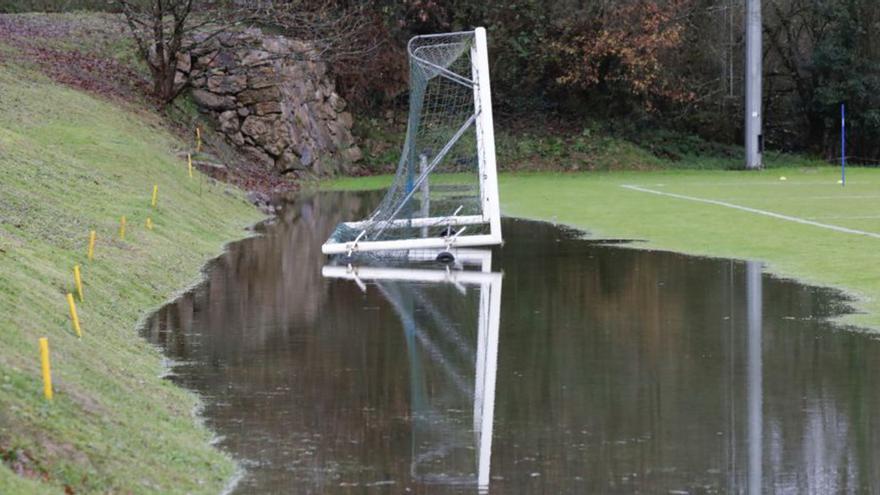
[324,250,502,492]
[142,191,880,494]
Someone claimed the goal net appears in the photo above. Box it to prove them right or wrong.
[322,27,502,255]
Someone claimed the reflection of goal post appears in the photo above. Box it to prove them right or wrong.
[322,250,501,490]
[322,27,502,255]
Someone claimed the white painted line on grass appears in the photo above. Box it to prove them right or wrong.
[717,195,880,201]
[808,215,880,220]
[621,184,880,240]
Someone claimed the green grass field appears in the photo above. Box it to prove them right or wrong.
[0,61,260,492]
[326,165,880,330]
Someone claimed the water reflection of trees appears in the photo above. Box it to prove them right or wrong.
[143,206,880,494]
[493,219,880,494]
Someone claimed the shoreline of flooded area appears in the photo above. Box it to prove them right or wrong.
[144,191,879,494]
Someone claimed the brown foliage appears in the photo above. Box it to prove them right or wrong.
[552,0,696,110]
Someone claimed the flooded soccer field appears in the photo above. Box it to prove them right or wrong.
[144,191,880,494]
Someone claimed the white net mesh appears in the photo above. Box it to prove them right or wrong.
[325,31,493,253]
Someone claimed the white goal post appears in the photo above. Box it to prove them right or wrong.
[322,27,502,256]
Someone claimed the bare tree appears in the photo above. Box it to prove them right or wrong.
[117,0,229,103]
[240,1,382,66]
[118,0,379,105]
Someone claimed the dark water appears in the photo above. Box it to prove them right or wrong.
[144,191,880,494]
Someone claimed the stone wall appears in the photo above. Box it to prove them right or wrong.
[180,28,362,176]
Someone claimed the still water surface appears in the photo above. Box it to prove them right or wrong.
[144,191,880,494]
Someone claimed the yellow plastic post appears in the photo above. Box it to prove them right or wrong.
[66,293,82,338]
[39,338,52,401]
[73,265,84,302]
[119,216,126,240]
[151,184,158,208]
[187,153,193,178]
[195,127,202,153]
[146,217,153,230]
[87,230,96,261]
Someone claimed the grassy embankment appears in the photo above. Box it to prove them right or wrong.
[0,59,261,492]
[326,165,880,330]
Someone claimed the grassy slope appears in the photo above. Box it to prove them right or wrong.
[325,166,880,330]
[0,60,261,492]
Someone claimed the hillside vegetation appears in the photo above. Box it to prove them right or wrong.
[0,58,260,492]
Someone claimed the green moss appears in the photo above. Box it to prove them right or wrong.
[0,61,261,493]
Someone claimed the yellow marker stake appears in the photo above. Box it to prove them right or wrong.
[195,127,202,153]
[187,153,193,178]
[73,265,84,302]
[119,216,126,240]
[146,217,153,230]
[39,338,53,401]
[66,293,82,338]
[151,184,158,208]
[87,230,96,261]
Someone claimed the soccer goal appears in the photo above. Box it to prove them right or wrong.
[322,27,502,256]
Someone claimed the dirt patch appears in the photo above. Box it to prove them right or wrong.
[0,443,49,483]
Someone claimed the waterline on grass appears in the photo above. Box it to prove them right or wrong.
[622,184,880,239]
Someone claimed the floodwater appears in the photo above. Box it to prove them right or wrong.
[144,191,880,494]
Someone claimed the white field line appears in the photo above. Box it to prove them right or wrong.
[644,181,878,187]
[808,215,880,220]
[716,195,880,201]
[621,184,880,240]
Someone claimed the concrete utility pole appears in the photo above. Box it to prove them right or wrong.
[745,0,763,169]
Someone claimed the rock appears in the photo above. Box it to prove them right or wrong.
[328,92,345,112]
[262,37,289,54]
[238,86,281,105]
[342,146,363,162]
[276,150,304,172]
[248,66,278,89]
[297,145,314,166]
[326,119,345,138]
[247,190,270,204]
[253,101,282,115]
[177,52,192,73]
[280,63,305,81]
[217,31,235,47]
[241,115,273,139]
[191,89,235,110]
[241,146,275,169]
[338,111,353,129]
[197,52,216,67]
[241,49,272,66]
[207,74,247,94]
[218,110,240,134]
[265,127,291,156]
[186,27,359,176]
[213,50,237,69]
[228,132,246,146]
